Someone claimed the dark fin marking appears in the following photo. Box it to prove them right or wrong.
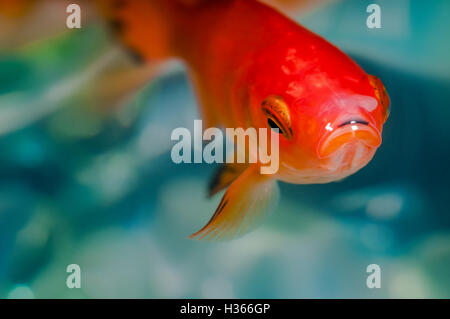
[208,163,248,198]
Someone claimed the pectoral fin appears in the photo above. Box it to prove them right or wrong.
[191,165,279,241]
[208,163,248,197]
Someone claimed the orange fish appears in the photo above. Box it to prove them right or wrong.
[103,0,390,240]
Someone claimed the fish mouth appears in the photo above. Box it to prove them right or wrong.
[317,119,381,159]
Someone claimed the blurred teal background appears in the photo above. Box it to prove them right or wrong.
[0,0,449,298]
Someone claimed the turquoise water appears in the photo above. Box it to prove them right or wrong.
[0,0,449,298]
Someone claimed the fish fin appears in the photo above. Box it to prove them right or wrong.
[208,163,249,197]
[96,0,177,61]
[0,1,92,50]
[191,165,279,241]
[86,59,171,112]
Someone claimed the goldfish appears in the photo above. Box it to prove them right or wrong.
[96,0,390,240]
[3,0,390,240]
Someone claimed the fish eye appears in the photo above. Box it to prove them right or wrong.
[267,117,282,133]
[262,95,293,140]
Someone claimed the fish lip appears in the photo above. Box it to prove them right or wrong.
[317,118,381,159]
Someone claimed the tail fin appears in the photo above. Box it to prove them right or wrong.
[96,0,180,62]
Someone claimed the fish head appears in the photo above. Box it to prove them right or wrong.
[253,71,389,183]
[246,38,389,182]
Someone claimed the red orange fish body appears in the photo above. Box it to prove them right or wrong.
[97,0,391,239]
[172,0,389,184]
